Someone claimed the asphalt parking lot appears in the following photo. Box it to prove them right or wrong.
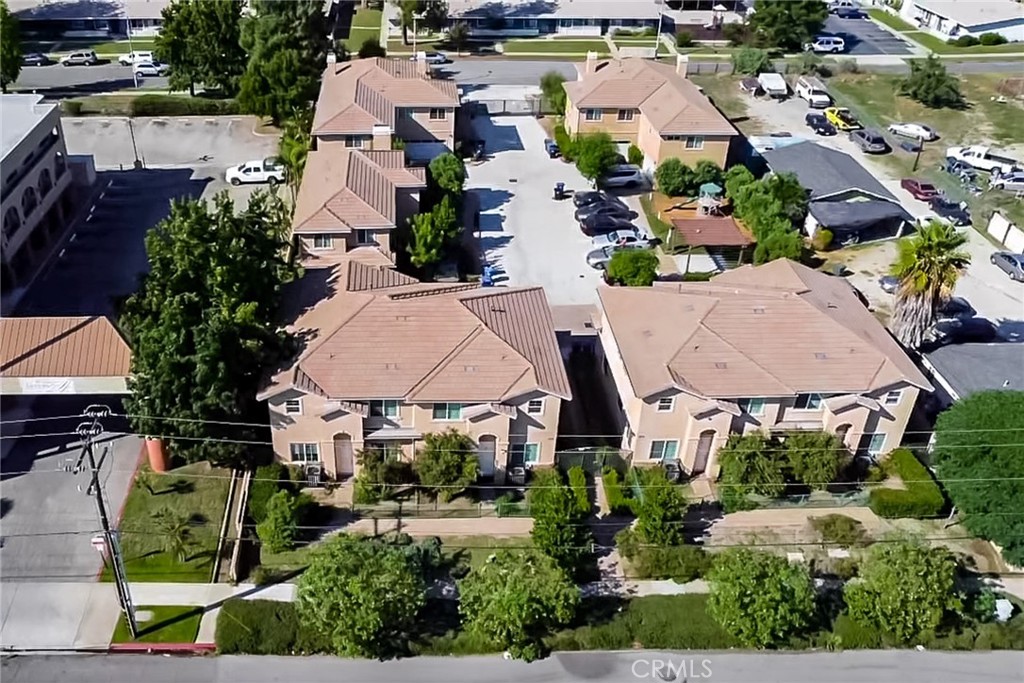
[823,15,912,56]
[466,115,605,305]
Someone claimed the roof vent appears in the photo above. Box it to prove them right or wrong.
[815,352,828,360]
[395,315,409,321]
[753,306,765,314]
[715,362,728,369]
[490,307,506,313]
[385,362,398,370]
[464,365,477,372]
[827,302,839,309]
[642,330,653,338]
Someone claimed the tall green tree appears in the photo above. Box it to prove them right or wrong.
[528,468,593,578]
[458,550,579,661]
[297,534,426,657]
[784,431,848,490]
[539,70,567,115]
[717,433,786,512]
[691,160,724,190]
[933,391,1024,565]
[749,0,828,52]
[707,548,816,647]
[278,108,313,203]
[256,489,308,553]
[0,0,23,93]
[574,132,620,181]
[413,429,479,502]
[406,194,459,275]
[890,220,970,348]
[845,540,961,644]
[239,0,329,124]
[121,192,298,466]
[900,55,964,109]
[655,158,696,197]
[633,468,689,546]
[428,152,467,197]
[155,0,247,96]
[607,249,659,287]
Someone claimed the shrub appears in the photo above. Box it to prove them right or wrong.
[731,46,771,76]
[215,599,327,655]
[950,34,980,47]
[553,123,575,161]
[567,466,590,515]
[250,463,291,523]
[496,492,528,517]
[681,271,715,281]
[62,100,84,116]
[722,22,747,47]
[810,514,869,548]
[812,228,833,251]
[129,94,240,117]
[831,612,882,649]
[675,31,693,48]
[835,58,859,74]
[654,157,695,197]
[357,37,387,58]
[602,467,636,515]
[626,543,712,582]
[868,449,946,518]
[627,143,644,167]
[607,249,658,287]
[978,32,1008,46]
[827,557,859,580]
[256,489,311,553]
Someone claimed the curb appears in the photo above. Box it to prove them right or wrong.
[108,642,215,654]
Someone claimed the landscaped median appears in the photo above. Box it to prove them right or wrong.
[62,94,241,117]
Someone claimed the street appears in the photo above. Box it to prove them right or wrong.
[3,651,1023,683]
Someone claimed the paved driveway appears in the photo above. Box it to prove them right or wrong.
[823,15,912,55]
[466,116,604,305]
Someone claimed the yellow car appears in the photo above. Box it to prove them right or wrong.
[824,107,861,131]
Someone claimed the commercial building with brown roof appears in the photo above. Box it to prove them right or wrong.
[595,259,931,480]
[313,57,461,163]
[259,262,572,482]
[292,148,426,266]
[563,55,737,170]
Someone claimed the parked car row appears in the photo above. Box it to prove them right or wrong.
[571,191,656,270]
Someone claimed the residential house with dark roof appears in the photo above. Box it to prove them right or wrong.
[761,141,914,245]
[259,261,572,482]
[562,55,737,171]
[595,259,932,480]
[921,343,1024,409]
[898,0,1024,42]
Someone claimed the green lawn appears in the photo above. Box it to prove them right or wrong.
[867,8,917,33]
[340,7,382,50]
[106,462,232,582]
[640,194,673,243]
[502,39,610,55]
[903,31,1024,55]
[112,606,203,644]
[442,535,532,572]
[79,38,159,55]
[387,39,445,53]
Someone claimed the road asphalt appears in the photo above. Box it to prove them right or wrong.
[3,651,1023,683]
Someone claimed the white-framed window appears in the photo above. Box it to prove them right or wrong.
[617,109,634,122]
[684,136,705,150]
[283,399,302,415]
[511,443,540,465]
[355,229,376,245]
[369,400,399,418]
[864,433,886,455]
[584,108,602,121]
[289,442,319,463]
[656,397,675,412]
[312,234,333,250]
[429,108,447,121]
[649,440,679,461]
[794,393,823,410]
[526,399,544,415]
[738,397,766,416]
[432,402,463,420]
[884,389,902,406]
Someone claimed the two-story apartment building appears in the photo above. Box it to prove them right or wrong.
[563,55,737,171]
[312,57,461,163]
[292,148,426,266]
[1,94,74,297]
[259,261,572,483]
[595,259,933,480]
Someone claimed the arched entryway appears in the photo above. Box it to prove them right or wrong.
[333,432,354,479]
[693,429,716,475]
[477,435,497,480]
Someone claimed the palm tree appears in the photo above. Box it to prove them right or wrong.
[890,221,971,349]
[278,108,313,203]
[151,507,192,562]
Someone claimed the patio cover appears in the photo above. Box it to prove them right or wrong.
[810,199,913,231]
[670,216,754,247]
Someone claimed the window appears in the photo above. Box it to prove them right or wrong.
[511,443,540,465]
[794,393,823,410]
[526,399,544,415]
[21,187,38,217]
[684,136,705,150]
[344,135,364,148]
[432,402,463,420]
[656,397,675,412]
[283,399,302,415]
[649,440,679,461]
[355,229,375,245]
[863,433,886,455]
[617,109,634,122]
[584,109,602,121]
[738,398,766,416]
[884,390,902,406]
[312,234,333,250]
[429,108,447,121]
[398,108,413,119]
[289,442,319,463]
[370,400,399,418]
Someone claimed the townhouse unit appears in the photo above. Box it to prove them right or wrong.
[291,148,426,266]
[563,55,737,170]
[259,261,572,483]
[312,57,461,163]
[595,260,932,479]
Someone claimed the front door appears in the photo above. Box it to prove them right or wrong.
[333,433,354,479]
[692,430,715,475]
[477,436,496,478]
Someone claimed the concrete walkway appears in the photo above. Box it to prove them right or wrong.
[346,516,533,537]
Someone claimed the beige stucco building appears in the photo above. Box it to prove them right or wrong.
[563,55,737,171]
[595,260,933,481]
[259,261,572,483]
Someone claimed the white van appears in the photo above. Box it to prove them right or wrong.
[795,76,832,108]
[118,51,154,66]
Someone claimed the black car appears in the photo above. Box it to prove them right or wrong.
[936,296,976,322]
[574,201,635,223]
[922,317,999,351]
[23,52,51,66]
[929,197,972,227]
[804,112,837,136]
[572,190,622,209]
[580,215,637,237]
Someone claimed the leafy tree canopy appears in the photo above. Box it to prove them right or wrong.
[607,249,659,287]
[358,37,387,58]
[717,433,786,512]
[278,107,313,202]
[900,55,965,109]
[156,0,247,96]
[784,430,848,490]
[539,70,567,115]
[528,468,593,578]
[413,429,479,502]
[447,21,470,51]
[933,390,1024,565]
[574,132,620,181]
[731,46,772,76]
[633,468,689,546]
[749,0,828,52]
[655,158,696,197]
[256,489,310,553]
[429,152,467,197]
[1,0,23,93]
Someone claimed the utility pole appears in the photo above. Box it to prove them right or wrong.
[75,404,138,639]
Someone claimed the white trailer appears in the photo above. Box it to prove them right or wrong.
[757,72,788,99]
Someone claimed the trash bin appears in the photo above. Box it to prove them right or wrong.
[553,182,565,200]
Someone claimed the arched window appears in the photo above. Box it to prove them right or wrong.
[38,168,53,198]
[3,207,21,243]
[21,186,38,217]
[54,152,67,178]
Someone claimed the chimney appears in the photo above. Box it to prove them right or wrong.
[326,51,337,65]
[585,50,599,74]
[676,54,689,78]
[414,51,429,75]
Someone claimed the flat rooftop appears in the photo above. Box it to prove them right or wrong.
[448,0,663,20]
[1,94,56,162]
[9,0,172,20]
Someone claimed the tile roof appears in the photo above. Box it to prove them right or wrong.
[670,217,754,247]
[564,58,735,136]
[263,268,571,403]
[313,58,460,136]
[292,148,425,234]
[598,259,931,400]
[1,316,131,378]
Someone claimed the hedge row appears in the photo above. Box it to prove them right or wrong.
[567,466,590,515]
[215,599,327,655]
[63,95,241,118]
[249,462,292,524]
[601,467,636,515]
[868,448,946,519]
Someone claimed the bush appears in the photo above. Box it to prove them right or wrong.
[731,46,771,76]
[129,94,240,117]
[978,32,1008,46]
[602,467,636,515]
[62,100,84,116]
[249,565,289,586]
[607,249,659,287]
[216,599,328,655]
[811,228,833,251]
[681,271,715,281]
[950,34,980,47]
[625,542,713,582]
[567,466,590,515]
[675,31,693,48]
[627,144,644,167]
[553,123,575,161]
[358,37,387,58]
[831,612,882,649]
[495,492,529,517]
[250,463,291,523]
[835,58,860,74]
[868,449,946,518]
[654,157,695,197]
[810,514,869,548]
[827,557,859,580]
[722,22,747,47]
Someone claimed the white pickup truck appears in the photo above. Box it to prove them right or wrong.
[118,51,154,66]
[945,145,1021,175]
[225,158,285,186]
